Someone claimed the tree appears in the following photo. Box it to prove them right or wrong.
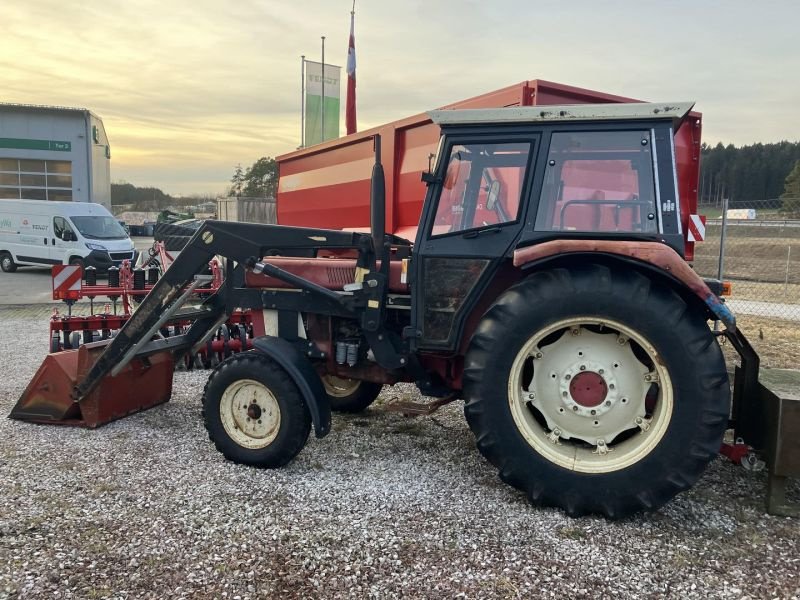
[230,164,245,197]
[781,160,800,215]
[111,181,173,210]
[242,157,278,198]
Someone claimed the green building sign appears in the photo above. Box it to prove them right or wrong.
[0,138,72,152]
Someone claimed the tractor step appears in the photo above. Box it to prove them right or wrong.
[384,393,457,416]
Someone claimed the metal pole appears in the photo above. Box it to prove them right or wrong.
[321,36,326,142]
[715,198,729,331]
[785,245,792,298]
[300,55,305,148]
[717,198,729,281]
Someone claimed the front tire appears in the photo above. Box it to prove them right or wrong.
[203,352,311,467]
[463,264,729,518]
[0,252,17,273]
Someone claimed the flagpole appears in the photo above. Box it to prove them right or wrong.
[321,36,326,142]
[345,2,357,135]
[300,55,305,148]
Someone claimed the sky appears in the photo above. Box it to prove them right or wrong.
[2,0,798,196]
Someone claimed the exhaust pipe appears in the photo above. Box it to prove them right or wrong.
[370,134,386,267]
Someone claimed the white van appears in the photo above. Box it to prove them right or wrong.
[0,200,138,272]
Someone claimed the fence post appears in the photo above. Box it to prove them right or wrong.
[714,199,729,331]
[785,245,792,299]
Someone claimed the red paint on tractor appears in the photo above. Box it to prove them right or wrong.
[513,240,718,315]
[570,372,608,408]
[245,256,409,293]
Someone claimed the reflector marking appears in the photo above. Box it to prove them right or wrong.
[52,265,82,300]
[687,214,706,242]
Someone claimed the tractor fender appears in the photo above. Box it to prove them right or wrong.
[513,239,736,330]
[251,336,331,438]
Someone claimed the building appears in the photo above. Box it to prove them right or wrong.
[0,103,111,208]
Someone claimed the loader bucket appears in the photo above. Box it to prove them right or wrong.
[10,339,174,428]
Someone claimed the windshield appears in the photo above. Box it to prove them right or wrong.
[69,216,128,240]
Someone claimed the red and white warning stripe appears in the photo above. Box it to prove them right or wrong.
[687,214,706,242]
[52,265,82,300]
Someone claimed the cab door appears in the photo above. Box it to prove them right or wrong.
[51,216,78,263]
[411,135,538,351]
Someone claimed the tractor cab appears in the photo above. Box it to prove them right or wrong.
[410,103,692,351]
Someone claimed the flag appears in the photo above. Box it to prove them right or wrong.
[345,9,357,135]
[303,61,341,146]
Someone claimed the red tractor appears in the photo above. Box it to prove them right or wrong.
[13,102,785,518]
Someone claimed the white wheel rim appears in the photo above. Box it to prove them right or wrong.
[219,378,281,449]
[508,317,673,474]
[322,375,361,398]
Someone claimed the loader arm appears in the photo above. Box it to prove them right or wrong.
[72,220,371,403]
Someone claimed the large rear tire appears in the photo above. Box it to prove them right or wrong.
[463,264,729,518]
[322,375,383,413]
[203,352,311,467]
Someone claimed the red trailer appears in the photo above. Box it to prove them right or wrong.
[276,79,702,259]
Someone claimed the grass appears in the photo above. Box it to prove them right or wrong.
[720,314,800,369]
[694,233,799,285]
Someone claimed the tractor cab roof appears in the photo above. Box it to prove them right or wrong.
[428,101,695,128]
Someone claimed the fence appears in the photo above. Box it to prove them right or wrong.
[694,200,800,368]
[216,197,277,224]
[694,199,800,322]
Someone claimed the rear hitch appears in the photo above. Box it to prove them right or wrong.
[726,327,800,517]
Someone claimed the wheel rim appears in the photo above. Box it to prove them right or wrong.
[322,375,362,398]
[219,379,281,449]
[1,256,10,270]
[508,317,673,474]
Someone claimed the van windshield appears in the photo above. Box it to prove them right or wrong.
[69,216,128,240]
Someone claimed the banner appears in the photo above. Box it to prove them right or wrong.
[304,60,341,146]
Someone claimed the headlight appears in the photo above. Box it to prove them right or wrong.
[85,243,107,252]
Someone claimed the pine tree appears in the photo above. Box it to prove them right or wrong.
[781,160,800,215]
[230,164,245,197]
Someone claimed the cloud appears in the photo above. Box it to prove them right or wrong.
[2,0,798,194]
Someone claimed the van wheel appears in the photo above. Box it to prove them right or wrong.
[69,257,85,269]
[0,252,17,273]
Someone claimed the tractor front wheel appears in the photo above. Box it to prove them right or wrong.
[203,352,311,467]
[463,264,729,518]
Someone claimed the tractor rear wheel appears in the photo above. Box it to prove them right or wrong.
[322,375,383,413]
[202,352,311,467]
[463,264,729,518]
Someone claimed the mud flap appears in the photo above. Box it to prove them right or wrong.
[251,336,331,438]
[9,339,174,428]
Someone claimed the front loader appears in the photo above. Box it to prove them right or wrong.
[11,102,799,518]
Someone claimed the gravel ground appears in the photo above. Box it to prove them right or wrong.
[1,311,799,599]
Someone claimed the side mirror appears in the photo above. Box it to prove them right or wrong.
[486,180,501,211]
[63,230,76,242]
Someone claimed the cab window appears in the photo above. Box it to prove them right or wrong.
[53,216,75,241]
[432,142,531,236]
[536,131,657,233]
